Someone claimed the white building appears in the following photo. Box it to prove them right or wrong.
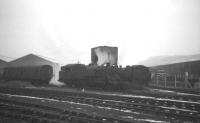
[7,54,63,86]
[91,46,118,66]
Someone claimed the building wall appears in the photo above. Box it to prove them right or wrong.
[7,54,62,85]
[151,60,200,76]
[151,60,200,88]
[91,46,118,66]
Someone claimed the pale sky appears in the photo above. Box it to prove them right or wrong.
[0,0,200,66]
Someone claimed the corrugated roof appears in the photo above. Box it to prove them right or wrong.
[0,59,7,68]
[32,54,59,63]
[0,59,7,64]
[9,53,60,64]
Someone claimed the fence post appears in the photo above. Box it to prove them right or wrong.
[175,75,177,88]
[164,74,167,88]
[156,74,158,87]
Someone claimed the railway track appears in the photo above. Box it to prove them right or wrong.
[29,94,200,122]
[0,87,199,123]
[0,97,132,123]
[58,95,200,119]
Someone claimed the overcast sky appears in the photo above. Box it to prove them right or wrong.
[0,0,200,65]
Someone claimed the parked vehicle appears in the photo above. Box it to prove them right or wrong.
[2,65,53,86]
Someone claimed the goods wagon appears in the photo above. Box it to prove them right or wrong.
[2,65,53,86]
[59,64,151,91]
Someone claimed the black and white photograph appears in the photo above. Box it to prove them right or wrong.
[0,0,200,123]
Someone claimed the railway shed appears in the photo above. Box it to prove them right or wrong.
[151,60,200,75]
[150,60,200,88]
[6,54,63,86]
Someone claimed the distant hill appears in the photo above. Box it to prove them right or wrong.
[138,54,200,67]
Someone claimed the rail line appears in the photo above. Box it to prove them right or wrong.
[31,94,200,122]
[0,97,132,123]
[0,87,199,123]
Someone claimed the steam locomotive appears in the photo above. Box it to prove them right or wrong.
[2,65,53,86]
[59,64,151,91]
[2,63,151,90]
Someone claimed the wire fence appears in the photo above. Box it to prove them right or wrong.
[150,70,200,89]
